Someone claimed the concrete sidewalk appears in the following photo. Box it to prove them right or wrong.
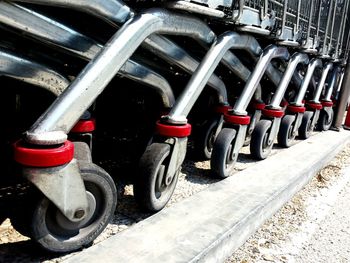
[65,130,350,263]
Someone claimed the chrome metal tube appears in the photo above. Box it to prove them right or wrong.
[232,45,290,115]
[0,49,69,95]
[221,51,263,101]
[12,0,132,24]
[268,53,309,109]
[305,0,315,45]
[10,0,227,101]
[233,0,244,21]
[293,59,323,106]
[25,9,216,144]
[334,59,350,128]
[166,32,257,124]
[1,2,175,108]
[338,0,350,57]
[322,0,335,53]
[325,67,340,101]
[221,35,262,80]
[166,1,225,18]
[143,35,227,104]
[0,2,101,59]
[312,62,333,103]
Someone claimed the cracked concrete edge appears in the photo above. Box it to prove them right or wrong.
[65,130,350,263]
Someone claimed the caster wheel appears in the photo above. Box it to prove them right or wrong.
[299,111,314,139]
[211,128,237,179]
[10,187,39,238]
[29,162,117,253]
[250,120,273,160]
[134,143,179,212]
[318,108,334,131]
[278,115,296,148]
[195,117,220,160]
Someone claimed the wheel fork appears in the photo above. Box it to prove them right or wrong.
[163,137,187,186]
[229,124,247,162]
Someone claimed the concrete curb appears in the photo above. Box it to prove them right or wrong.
[65,130,350,263]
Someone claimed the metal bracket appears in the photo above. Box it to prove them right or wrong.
[230,124,248,162]
[268,117,282,144]
[310,110,320,130]
[293,113,303,135]
[23,159,88,222]
[248,110,262,135]
[164,137,188,185]
[323,106,333,117]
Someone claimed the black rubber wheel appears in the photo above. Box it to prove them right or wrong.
[30,162,117,253]
[298,111,314,139]
[195,117,220,160]
[211,128,237,179]
[278,115,296,148]
[318,108,334,131]
[134,143,179,212]
[9,186,40,238]
[250,120,273,160]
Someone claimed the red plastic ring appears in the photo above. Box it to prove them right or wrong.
[71,119,96,133]
[287,105,306,113]
[155,121,191,137]
[307,102,323,110]
[280,100,289,107]
[253,103,266,110]
[262,108,284,118]
[224,114,251,125]
[215,105,232,114]
[321,101,333,107]
[14,140,74,167]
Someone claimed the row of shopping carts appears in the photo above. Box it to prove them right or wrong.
[0,0,349,254]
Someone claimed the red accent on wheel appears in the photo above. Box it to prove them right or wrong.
[262,108,284,118]
[155,121,191,137]
[71,119,96,133]
[307,102,323,110]
[321,101,333,107]
[287,105,306,113]
[280,100,289,107]
[14,140,74,167]
[252,103,266,110]
[224,114,251,125]
[215,105,232,114]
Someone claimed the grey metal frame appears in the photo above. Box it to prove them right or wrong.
[1,2,176,108]
[268,53,309,109]
[0,49,69,95]
[292,58,323,106]
[311,62,334,103]
[232,45,290,115]
[165,32,262,124]
[25,9,216,145]
[12,0,132,24]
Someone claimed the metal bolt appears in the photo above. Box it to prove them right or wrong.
[74,209,85,219]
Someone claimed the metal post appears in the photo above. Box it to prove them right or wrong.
[334,59,350,129]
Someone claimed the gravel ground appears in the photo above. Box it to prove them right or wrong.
[226,141,350,263]
[0,133,349,262]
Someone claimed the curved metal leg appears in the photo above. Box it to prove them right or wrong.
[25,8,216,144]
[232,45,290,115]
[292,59,323,106]
[311,62,333,103]
[268,53,309,109]
[165,32,265,124]
[0,49,69,95]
